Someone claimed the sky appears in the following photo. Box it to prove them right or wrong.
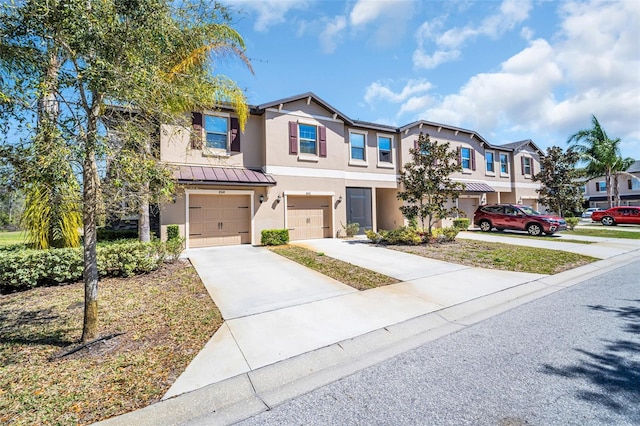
[217,0,640,159]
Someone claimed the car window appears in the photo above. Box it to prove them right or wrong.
[519,206,541,215]
[482,206,503,214]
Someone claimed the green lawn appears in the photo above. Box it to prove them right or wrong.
[0,231,25,246]
[566,228,640,239]
[471,231,594,244]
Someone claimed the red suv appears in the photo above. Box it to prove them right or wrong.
[473,204,567,236]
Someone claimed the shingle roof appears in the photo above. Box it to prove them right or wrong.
[626,160,640,173]
[173,166,276,186]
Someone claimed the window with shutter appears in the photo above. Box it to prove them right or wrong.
[289,121,298,154]
[319,126,327,157]
[204,115,228,150]
[230,117,240,152]
[191,112,204,150]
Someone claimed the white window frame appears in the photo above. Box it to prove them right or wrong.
[349,131,367,166]
[485,150,495,175]
[298,122,318,156]
[460,147,472,171]
[204,113,230,153]
[523,156,532,176]
[377,134,394,168]
[500,153,509,176]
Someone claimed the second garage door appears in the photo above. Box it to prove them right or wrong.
[189,194,251,248]
[287,196,332,240]
[458,197,479,226]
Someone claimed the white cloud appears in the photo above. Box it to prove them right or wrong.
[232,0,311,32]
[408,0,640,157]
[364,79,433,104]
[413,0,533,69]
[319,16,347,54]
[349,0,404,26]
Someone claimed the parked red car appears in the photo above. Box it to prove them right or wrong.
[473,204,567,236]
[591,206,640,226]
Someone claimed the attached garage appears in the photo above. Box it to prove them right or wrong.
[458,197,479,223]
[188,194,251,248]
[286,196,332,240]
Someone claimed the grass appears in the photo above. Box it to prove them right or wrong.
[269,245,399,290]
[0,231,24,246]
[390,239,597,275]
[471,230,594,244]
[565,228,640,239]
[0,262,222,425]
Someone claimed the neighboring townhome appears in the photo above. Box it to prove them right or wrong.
[157,92,543,248]
[582,160,640,209]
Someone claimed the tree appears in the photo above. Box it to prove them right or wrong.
[0,0,250,342]
[397,133,464,237]
[532,146,584,217]
[567,115,634,208]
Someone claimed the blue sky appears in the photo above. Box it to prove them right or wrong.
[219,0,640,159]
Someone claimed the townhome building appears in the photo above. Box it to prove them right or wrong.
[157,93,543,248]
[582,160,640,209]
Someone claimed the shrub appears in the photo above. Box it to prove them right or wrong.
[365,229,383,243]
[565,217,579,230]
[341,222,360,238]
[453,218,471,230]
[97,228,138,241]
[167,224,180,241]
[431,227,459,243]
[165,237,185,263]
[0,240,166,292]
[261,229,289,246]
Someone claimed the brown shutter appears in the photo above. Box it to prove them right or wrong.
[457,147,462,166]
[191,112,203,150]
[319,126,327,157]
[531,160,534,176]
[628,179,632,190]
[521,156,525,175]
[230,117,241,152]
[289,121,298,155]
[471,149,476,171]
[595,182,600,192]
[414,140,419,150]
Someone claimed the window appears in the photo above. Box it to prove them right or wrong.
[461,147,471,169]
[629,179,640,190]
[378,136,392,163]
[299,124,317,155]
[205,115,228,149]
[500,153,509,174]
[596,181,606,192]
[523,157,532,175]
[350,132,366,161]
[486,151,494,173]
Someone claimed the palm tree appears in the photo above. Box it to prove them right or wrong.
[567,115,633,208]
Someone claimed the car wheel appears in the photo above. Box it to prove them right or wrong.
[527,223,542,236]
[479,220,492,232]
[601,216,615,226]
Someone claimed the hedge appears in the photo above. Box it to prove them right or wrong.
[261,229,289,246]
[453,218,471,229]
[0,240,166,292]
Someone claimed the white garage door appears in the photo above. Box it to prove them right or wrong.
[458,198,479,225]
[189,194,251,247]
[287,196,332,241]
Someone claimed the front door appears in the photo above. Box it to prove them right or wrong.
[346,187,372,234]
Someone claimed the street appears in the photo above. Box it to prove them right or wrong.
[238,260,640,426]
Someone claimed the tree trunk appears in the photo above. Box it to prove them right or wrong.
[81,93,103,343]
[613,173,621,207]
[605,171,612,209]
[138,181,151,242]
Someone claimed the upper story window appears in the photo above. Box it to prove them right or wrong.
[522,157,532,176]
[461,147,471,169]
[628,179,640,190]
[486,151,495,173]
[378,136,392,163]
[299,124,317,155]
[596,181,606,192]
[350,132,366,161]
[205,115,228,150]
[500,153,509,175]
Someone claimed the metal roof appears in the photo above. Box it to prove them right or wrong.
[173,166,276,186]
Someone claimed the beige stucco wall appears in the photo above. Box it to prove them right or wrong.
[159,112,264,169]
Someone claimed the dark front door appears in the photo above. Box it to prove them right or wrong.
[346,187,372,234]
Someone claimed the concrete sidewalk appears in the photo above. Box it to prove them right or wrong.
[97,235,640,426]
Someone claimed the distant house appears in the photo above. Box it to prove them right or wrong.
[582,160,640,208]
[157,92,544,248]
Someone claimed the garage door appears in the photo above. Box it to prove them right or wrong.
[189,194,251,248]
[287,196,332,240]
[458,198,479,225]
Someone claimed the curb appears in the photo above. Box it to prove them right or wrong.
[96,250,640,426]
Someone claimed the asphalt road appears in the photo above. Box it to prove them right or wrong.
[238,260,640,426]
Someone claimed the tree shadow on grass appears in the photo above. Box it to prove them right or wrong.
[542,300,640,419]
[0,307,76,366]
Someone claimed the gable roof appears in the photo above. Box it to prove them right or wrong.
[255,92,354,125]
[497,139,544,156]
[399,120,492,147]
[626,160,640,173]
